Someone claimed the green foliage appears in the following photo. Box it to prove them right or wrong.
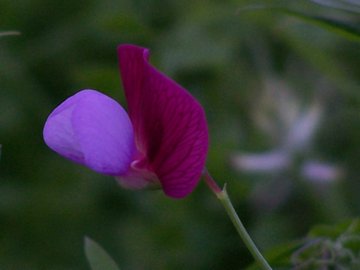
[241,2,360,42]
[248,219,360,269]
[282,9,360,42]
[85,237,120,270]
[309,0,360,14]
[247,241,303,270]
[1,0,359,269]
[293,219,360,269]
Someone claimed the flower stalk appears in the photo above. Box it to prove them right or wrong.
[203,170,272,270]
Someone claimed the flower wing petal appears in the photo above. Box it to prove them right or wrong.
[118,45,208,198]
[43,91,84,163]
[43,89,135,175]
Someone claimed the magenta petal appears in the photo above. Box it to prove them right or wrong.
[118,45,209,198]
[43,89,135,175]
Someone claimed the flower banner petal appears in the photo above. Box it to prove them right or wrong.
[118,45,208,198]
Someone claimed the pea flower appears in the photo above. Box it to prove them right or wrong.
[43,44,209,198]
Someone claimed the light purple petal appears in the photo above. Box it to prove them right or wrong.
[118,44,209,198]
[302,160,343,183]
[43,89,135,175]
[231,150,290,173]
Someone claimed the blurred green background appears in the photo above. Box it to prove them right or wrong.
[1,0,359,269]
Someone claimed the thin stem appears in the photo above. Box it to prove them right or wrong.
[203,170,272,270]
[0,31,21,37]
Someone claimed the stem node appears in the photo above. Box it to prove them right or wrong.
[203,170,272,270]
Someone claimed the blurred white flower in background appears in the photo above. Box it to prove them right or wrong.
[232,150,290,173]
[302,160,343,183]
[231,77,344,209]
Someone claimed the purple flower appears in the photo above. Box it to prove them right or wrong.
[43,44,209,199]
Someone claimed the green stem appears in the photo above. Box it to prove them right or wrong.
[203,170,272,270]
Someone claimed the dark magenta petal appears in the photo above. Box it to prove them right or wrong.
[43,89,135,175]
[118,45,209,198]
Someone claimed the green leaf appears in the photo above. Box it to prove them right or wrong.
[84,237,121,270]
[309,0,360,14]
[309,219,360,239]
[239,5,360,42]
[282,9,360,42]
[246,240,303,270]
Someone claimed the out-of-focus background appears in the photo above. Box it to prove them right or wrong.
[1,0,359,269]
